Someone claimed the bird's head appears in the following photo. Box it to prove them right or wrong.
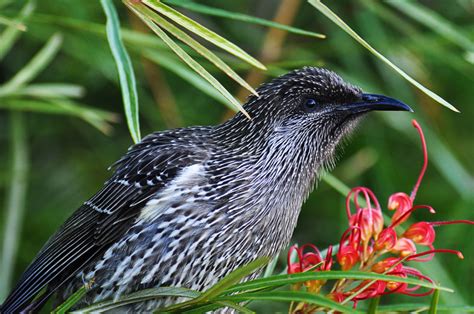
[219,67,412,169]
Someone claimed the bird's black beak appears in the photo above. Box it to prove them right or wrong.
[340,93,413,114]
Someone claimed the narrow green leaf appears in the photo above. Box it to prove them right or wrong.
[163,0,325,38]
[366,296,380,314]
[128,5,250,118]
[263,256,278,278]
[0,83,85,99]
[217,291,361,313]
[322,172,351,196]
[131,2,258,96]
[140,0,266,70]
[0,0,34,60]
[1,99,118,134]
[0,112,29,301]
[200,257,269,301]
[388,0,474,54]
[429,289,441,314]
[0,15,26,30]
[223,271,453,295]
[307,0,460,113]
[74,287,201,313]
[0,33,62,95]
[364,303,474,313]
[53,285,89,314]
[162,257,268,312]
[101,0,141,143]
[183,301,255,314]
[143,50,229,106]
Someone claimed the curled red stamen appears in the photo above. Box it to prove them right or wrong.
[407,249,464,261]
[410,120,428,201]
[431,220,474,227]
[390,205,435,228]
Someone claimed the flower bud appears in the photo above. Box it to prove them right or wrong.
[372,257,402,273]
[374,227,397,251]
[391,237,417,257]
[388,192,413,225]
[337,245,359,270]
[403,222,435,246]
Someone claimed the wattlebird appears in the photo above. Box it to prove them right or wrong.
[1,67,412,313]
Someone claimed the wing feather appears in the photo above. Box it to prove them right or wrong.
[1,130,210,313]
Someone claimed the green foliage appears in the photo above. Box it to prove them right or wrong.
[101,0,141,143]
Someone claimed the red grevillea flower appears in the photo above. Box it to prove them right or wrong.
[286,120,474,313]
[287,244,333,293]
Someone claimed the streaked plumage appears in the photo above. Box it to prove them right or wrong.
[1,67,411,313]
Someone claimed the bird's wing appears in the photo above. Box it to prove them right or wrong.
[1,131,209,313]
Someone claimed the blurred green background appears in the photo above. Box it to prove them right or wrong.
[0,0,473,311]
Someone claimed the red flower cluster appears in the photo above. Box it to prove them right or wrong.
[287,120,473,311]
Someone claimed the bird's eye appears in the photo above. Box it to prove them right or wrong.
[303,98,318,112]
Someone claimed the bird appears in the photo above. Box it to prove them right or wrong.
[1,67,412,313]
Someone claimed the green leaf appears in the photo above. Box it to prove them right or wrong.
[223,271,453,295]
[366,296,380,314]
[163,0,325,39]
[263,256,279,278]
[128,4,249,118]
[183,301,256,314]
[52,285,89,314]
[217,291,361,313]
[0,0,34,60]
[322,172,351,196]
[200,257,269,301]
[131,2,258,96]
[101,0,141,143]
[0,14,26,31]
[429,289,441,314]
[388,0,474,55]
[143,50,229,106]
[361,303,474,313]
[0,83,85,99]
[307,0,460,113]
[74,287,201,313]
[0,112,29,301]
[161,257,268,312]
[140,0,266,70]
[0,33,63,95]
[1,99,118,134]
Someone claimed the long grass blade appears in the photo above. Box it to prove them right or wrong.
[0,0,34,60]
[0,83,85,99]
[217,291,361,313]
[1,99,118,134]
[223,271,453,295]
[429,289,440,314]
[307,0,459,113]
[0,33,62,95]
[101,0,141,143]
[52,284,89,314]
[0,15,26,31]
[0,112,29,302]
[161,258,268,312]
[388,0,474,55]
[143,50,229,106]
[129,5,250,118]
[131,3,258,96]
[362,303,474,313]
[140,0,266,70]
[163,0,325,39]
[73,287,201,313]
